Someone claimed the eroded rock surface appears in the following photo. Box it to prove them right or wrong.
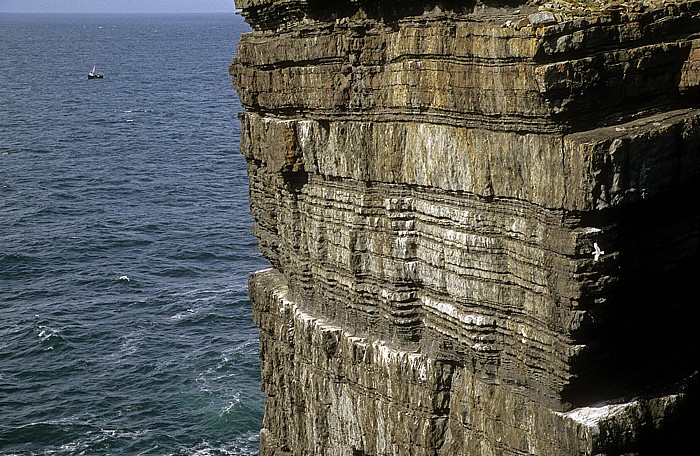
[230,1,700,454]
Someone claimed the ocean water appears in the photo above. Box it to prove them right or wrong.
[0,13,268,455]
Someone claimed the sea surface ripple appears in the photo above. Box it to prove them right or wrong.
[0,13,267,455]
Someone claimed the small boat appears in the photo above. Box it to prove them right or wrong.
[88,65,104,79]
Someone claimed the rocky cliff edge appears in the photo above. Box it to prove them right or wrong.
[230,1,700,454]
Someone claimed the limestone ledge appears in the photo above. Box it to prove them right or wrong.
[241,104,700,441]
[251,268,691,456]
[242,109,700,210]
[231,1,700,131]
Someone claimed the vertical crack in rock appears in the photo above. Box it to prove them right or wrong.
[282,122,309,191]
[231,1,700,454]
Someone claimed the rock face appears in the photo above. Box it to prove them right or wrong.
[230,1,700,454]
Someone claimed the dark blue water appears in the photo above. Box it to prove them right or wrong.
[0,13,267,455]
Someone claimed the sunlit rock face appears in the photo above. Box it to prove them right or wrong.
[230,1,700,454]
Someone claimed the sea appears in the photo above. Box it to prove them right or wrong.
[0,13,269,455]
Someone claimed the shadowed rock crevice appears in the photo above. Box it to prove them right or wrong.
[564,177,700,408]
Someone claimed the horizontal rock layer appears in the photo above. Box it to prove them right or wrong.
[231,1,700,454]
[251,269,695,455]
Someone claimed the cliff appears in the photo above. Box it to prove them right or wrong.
[230,1,700,454]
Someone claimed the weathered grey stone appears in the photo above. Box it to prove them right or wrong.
[231,1,700,454]
[528,11,558,26]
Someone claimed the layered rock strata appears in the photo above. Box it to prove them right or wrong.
[231,1,700,454]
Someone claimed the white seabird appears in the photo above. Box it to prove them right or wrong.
[592,242,604,261]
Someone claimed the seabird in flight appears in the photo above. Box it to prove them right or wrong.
[592,242,604,261]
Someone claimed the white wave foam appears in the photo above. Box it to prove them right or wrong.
[170,308,196,320]
[37,325,59,343]
[219,392,242,416]
[183,433,260,456]
[100,428,148,439]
